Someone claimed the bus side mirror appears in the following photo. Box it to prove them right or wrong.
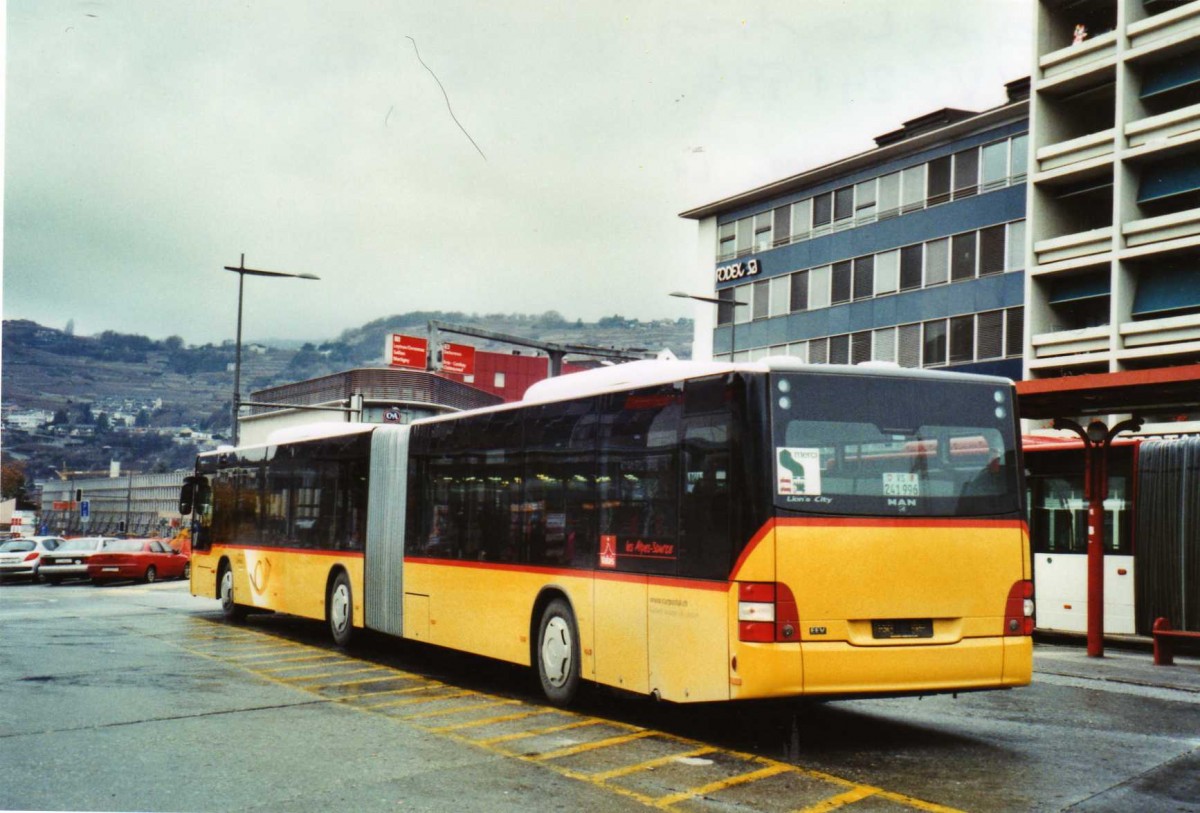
[179,477,196,516]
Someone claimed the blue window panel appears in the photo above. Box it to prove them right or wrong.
[1138,155,1200,203]
[715,121,1028,223]
[1140,52,1200,99]
[1132,266,1200,316]
[1048,275,1111,304]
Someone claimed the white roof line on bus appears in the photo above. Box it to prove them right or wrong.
[262,422,375,447]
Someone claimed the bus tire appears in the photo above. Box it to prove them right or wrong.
[218,563,247,622]
[328,571,354,648]
[536,598,581,707]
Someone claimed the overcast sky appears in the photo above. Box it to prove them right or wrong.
[3,1,1032,346]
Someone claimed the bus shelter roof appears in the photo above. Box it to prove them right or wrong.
[1016,364,1200,420]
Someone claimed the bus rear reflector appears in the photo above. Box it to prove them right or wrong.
[738,582,800,642]
[1005,580,1034,636]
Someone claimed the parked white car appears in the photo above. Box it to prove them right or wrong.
[39,537,120,584]
[0,536,65,582]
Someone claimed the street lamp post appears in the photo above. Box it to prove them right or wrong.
[225,255,319,446]
[670,291,749,360]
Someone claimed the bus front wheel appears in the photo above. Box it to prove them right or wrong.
[536,598,580,706]
[328,572,354,648]
[219,565,247,622]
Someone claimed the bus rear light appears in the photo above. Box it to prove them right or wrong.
[738,582,800,643]
[1005,580,1034,636]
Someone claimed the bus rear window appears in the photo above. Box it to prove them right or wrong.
[771,373,1021,518]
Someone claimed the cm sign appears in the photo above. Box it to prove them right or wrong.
[715,258,760,283]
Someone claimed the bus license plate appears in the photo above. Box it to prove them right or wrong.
[872,619,933,639]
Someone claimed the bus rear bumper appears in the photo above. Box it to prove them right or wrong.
[732,636,1031,700]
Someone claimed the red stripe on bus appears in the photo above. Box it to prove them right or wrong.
[403,557,730,592]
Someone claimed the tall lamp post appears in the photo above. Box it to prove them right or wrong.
[225,255,319,445]
[670,291,748,360]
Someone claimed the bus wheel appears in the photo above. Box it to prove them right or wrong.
[536,598,580,706]
[328,572,354,648]
[219,564,247,622]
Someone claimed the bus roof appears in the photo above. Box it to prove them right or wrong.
[520,357,1014,405]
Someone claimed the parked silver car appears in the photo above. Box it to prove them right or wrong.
[0,536,65,582]
[39,537,119,584]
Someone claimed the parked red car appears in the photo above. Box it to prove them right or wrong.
[86,539,190,584]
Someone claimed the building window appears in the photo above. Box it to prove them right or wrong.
[927,155,951,206]
[734,284,753,324]
[951,232,977,282]
[494,372,506,388]
[855,179,877,224]
[852,255,874,301]
[1005,307,1024,357]
[851,331,872,364]
[1010,134,1029,183]
[898,323,921,368]
[787,341,807,361]
[773,206,791,247]
[752,279,770,320]
[1007,220,1026,270]
[809,265,832,309]
[812,192,833,236]
[900,244,923,291]
[717,288,736,326]
[926,238,950,286]
[953,147,979,199]
[770,276,790,318]
[981,140,1009,192]
[718,221,736,260]
[877,172,900,220]
[833,186,855,230]
[901,165,925,214]
[790,270,809,312]
[874,249,899,296]
[808,336,829,364]
[831,261,852,305]
[829,334,850,365]
[979,225,1006,276]
[736,217,753,256]
[923,320,947,366]
[977,310,1004,359]
[753,212,773,253]
[792,199,812,242]
[949,315,975,363]
[873,327,897,363]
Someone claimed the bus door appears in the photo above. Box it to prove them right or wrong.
[1029,474,1134,634]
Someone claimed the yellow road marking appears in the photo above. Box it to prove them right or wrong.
[369,689,476,710]
[586,746,717,782]
[653,762,792,808]
[345,683,443,705]
[315,673,414,690]
[477,718,602,747]
[532,729,655,762]
[172,618,967,813]
[796,785,879,812]
[402,698,518,721]
[275,666,384,683]
[425,707,555,734]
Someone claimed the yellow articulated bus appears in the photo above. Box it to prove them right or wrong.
[181,358,1032,706]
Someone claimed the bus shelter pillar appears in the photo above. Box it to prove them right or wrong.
[1052,417,1142,657]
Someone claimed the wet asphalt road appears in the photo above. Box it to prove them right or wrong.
[1,579,1197,812]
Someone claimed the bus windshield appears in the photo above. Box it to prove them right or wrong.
[771,372,1021,518]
